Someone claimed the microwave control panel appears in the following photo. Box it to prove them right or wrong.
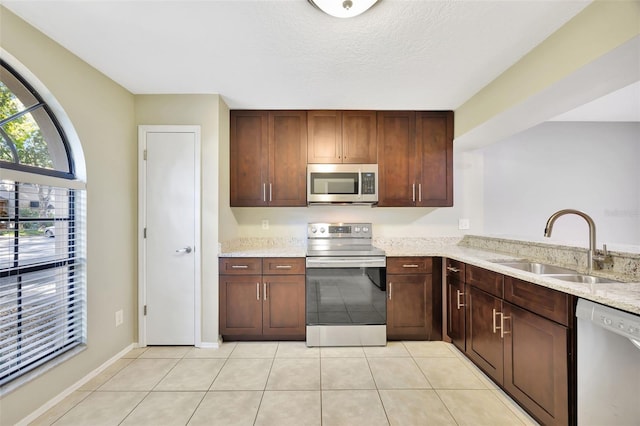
[361,172,376,195]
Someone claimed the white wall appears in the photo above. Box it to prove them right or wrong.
[482,121,640,247]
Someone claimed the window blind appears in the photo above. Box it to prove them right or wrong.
[0,180,85,386]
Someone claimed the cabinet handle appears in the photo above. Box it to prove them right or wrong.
[418,184,422,203]
[402,264,419,268]
[492,308,498,334]
[493,309,506,336]
[388,283,392,300]
[256,283,260,300]
[263,183,266,202]
[264,283,268,300]
[275,265,292,269]
[500,314,511,339]
[456,290,465,309]
[231,265,249,269]
[446,266,460,273]
[269,183,272,202]
[412,183,416,202]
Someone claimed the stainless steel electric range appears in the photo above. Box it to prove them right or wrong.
[305,222,387,347]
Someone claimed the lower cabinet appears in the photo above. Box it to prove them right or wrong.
[386,257,442,340]
[503,301,570,426]
[219,257,305,340]
[445,259,466,352]
[466,284,505,383]
[448,261,575,426]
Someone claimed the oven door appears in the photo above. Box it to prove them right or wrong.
[306,257,387,326]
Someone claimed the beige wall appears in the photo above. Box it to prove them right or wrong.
[135,94,224,344]
[455,0,640,149]
[0,7,137,425]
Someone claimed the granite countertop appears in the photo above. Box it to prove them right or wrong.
[219,237,640,315]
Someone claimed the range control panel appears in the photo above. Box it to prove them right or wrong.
[307,222,373,239]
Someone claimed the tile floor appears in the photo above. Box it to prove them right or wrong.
[31,341,539,426]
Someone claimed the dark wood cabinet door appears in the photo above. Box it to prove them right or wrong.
[219,275,263,336]
[307,110,342,163]
[387,274,431,340]
[415,111,453,207]
[503,302,569,426]
[342,111,377,163]
[262,274,305,338]
[230,111,269,206]
[466,285,504,384]
[447,278,466,352]
[377,111,416,207]
[268,111,307,206]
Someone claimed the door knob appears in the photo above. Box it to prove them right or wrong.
[176,246,192,254]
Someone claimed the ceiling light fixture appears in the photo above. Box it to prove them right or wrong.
[308,0,380,18]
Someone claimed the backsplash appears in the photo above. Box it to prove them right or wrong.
[460,235,640,281]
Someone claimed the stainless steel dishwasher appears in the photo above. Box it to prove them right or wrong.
[575,299,640,425]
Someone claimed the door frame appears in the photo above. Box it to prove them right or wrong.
[138,125,202,347]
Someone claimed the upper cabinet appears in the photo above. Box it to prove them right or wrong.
[230,110,307,207]
[377,111,453,207]
[230,109,453,208]
[307,110,377,164]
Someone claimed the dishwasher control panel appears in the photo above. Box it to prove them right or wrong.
[577,299,640,341]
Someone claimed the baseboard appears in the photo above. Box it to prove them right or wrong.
[198,339,220,349]
[17,342,138,426]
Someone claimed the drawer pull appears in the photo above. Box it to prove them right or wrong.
[456,290,465,309]
[447,266,460,273]
[275,265,293,269]
[402,264,419,268]
[231,265,249,269]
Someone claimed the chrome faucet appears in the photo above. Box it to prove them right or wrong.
[544,209,610,272]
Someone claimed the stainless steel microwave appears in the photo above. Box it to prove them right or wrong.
[307,164,378,204]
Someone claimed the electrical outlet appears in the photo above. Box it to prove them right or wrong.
[458,218,470,230]
[115,309,123,327]
[261,219,269,230]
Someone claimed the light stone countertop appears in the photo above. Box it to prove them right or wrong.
[219,236,640,315]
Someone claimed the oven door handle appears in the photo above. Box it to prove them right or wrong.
[306,257,386,268]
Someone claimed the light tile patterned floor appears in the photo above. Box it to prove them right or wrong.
[30,341,539,426]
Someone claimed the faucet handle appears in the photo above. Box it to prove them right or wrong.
[593,244,613,269]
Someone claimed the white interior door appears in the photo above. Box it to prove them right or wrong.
[139,126,200,346]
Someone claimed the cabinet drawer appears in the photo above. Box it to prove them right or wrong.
[466,264,503,298]
[387,257,432,274]
[219,257,262,274]
[445,259,465,280]
[263,257,305,275]
[504,276,571,326]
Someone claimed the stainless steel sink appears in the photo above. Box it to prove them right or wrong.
[491,261,576,275]
[546,274,621,284]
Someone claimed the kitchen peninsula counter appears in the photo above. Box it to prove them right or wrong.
[219,235,640,315]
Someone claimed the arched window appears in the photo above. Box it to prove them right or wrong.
[0,60,86,388]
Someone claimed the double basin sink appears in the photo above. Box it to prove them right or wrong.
[491,260,621,283]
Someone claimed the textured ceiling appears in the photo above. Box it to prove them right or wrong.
[3,0,592,110]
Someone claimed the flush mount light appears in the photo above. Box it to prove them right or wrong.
[308,0,380,18]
